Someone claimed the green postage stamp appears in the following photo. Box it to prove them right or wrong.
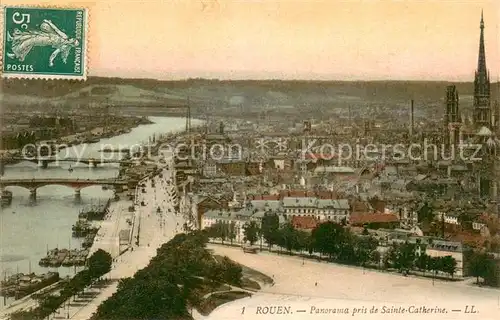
[2,6,88,80]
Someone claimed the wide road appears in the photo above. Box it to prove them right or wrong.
[200,245,500,320]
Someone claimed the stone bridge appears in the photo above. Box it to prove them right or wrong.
[0,178,129,199]
[8,157,134,168]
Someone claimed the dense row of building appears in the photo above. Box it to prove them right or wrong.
[170,12,500,279]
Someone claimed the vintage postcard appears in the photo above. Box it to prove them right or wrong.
[0,0,499,320]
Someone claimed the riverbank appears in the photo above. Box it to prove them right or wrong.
[0,117,204,312]
[37,153,185,319]
[0,116,153,164]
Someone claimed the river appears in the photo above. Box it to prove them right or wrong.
[0,116,201,309]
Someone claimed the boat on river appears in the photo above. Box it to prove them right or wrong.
[61,249,89,267]
[72,220,99,238]
[82,232,98,249]
[38,249,69,268]
[0,272,59,299]
[78,200,110,221]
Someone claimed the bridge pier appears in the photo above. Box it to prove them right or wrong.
[88,161,98,168]
[38,160,48,169]
[29,188,37,200]
[74,188,81,199]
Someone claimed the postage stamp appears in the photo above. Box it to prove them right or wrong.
[1,6,87,80]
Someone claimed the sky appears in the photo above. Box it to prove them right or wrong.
[2,0,499,81]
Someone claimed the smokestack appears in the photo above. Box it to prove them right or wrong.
[409,99,414,137]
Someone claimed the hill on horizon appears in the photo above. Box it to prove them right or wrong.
[1,77,499,108]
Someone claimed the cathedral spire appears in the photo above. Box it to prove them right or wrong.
[473,10,491,127]
[477,9,486,76]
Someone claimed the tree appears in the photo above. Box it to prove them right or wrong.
[217,221,229,244]
[395,242,416,272]
[353,236,378,267]
[228,221,237,245]
[296,230,312,254]
[243,221,259,246]
[469,251,498,286]
[417,202,434,223]
[468,252,489,283]
[441,255,457,278]
[483,257,499,287]
[217,256,243,286]
[311,222,346,259]
[370,250,382,268]
[383,243,399,269]
[428,257,443,276]
[261,213,280,249]
[87,249,112,280]
[278,223,299,254]
[93,231,245,320]
[415,253,430,275]
[207,221,229,244]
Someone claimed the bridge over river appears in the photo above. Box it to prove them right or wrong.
[5,157,136,168]
[0,178,130,199]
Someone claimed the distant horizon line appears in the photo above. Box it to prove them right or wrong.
[85,75,500,84]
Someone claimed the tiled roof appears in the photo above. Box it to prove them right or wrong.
[350,200,372,213]
[316,191,339,199]
[369,198,386,212]
[316,199,350,210]
[289,190,307,197]
[250,200,282,211]
[278,190,340,200]
[262,194,280,200]
[291,216,319,230]
[251,194,280,201]
[234,207,255,217]
[350,213,399,225]
[283,197,318,208]
[447,232,485,248]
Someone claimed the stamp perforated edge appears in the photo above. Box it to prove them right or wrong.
[0,5,89,81]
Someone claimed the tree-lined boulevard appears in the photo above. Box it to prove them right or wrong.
[206,217,499,285]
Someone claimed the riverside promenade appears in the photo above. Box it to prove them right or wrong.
[1,149,187,320]
[51,161,185,319]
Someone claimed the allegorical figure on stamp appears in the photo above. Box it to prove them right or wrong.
[6,19,79,67]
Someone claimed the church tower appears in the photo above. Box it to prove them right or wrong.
[444,85,460,148]
[473,11,491,128]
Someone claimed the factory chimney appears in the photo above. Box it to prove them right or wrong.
[409,100,414,137]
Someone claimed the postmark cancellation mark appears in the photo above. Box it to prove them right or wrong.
[2,6,88,80]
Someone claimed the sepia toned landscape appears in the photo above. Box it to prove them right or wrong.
[1,1,500,320]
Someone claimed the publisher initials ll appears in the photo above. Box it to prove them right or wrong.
[464,305,477,314]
